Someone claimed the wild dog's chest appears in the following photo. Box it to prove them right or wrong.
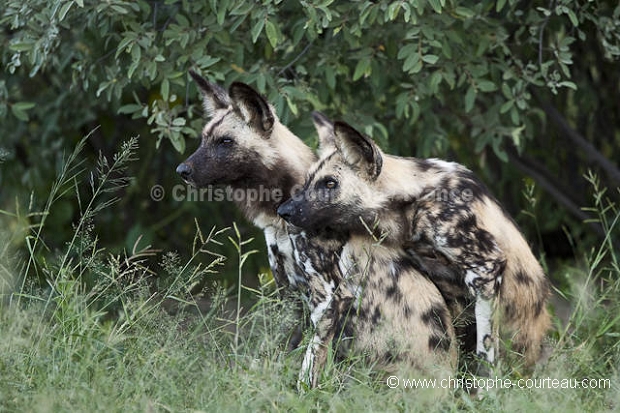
[263,225,308,290]
[337,242,413,308]
[287,230,349,310]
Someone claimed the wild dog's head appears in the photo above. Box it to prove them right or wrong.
[277,115,385,235]
[177,70,310,194]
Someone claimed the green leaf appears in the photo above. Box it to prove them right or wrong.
[110,4,128,14]
[59,1,73,20]
[118,104,142,114]
[566,9,579,27]
[172,117,186,126]
[496,0,507,12]
[428,0,442,14]
[353,57,371,81]
[388,2,400,20]
[511,125,526,148]
[9,42,33,52]
[161,78,170,102]
[285,96,298,115]
[11,106,28,121]
[510,106,520,125]
[128,60,139,79]
[500,100,514,114]
[13,102,36,111]
[454,7,475,19]
[397,44,417,60]
[464,86,476,112]
[170,135,185,153]
[195,56,221,68]
[216,3,227,25]
[422,54,439,64]
[501,82,513,98]
[116,34,135,58]
[492,138,508,162]
[559,81,577,90]
[402,53,419,73]
[429,71,442,93]
[251,18,265,44]
[265,20,278,48]
[131,44,141,62]
[477,80,497,92]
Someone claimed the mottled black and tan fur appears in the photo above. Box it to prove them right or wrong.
[280,114,458,388]
[280,115,551,368]
[284,216,457,389]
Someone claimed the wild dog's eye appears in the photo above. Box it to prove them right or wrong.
[218,136,233,145]
[324,179,338,189]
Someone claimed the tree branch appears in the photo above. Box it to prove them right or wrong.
[539,100,620,186]
[277,42,313,77]
[507,149,607,240]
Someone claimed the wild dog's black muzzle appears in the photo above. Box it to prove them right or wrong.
[277,198,297,223]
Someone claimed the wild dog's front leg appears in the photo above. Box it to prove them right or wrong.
[298,278,338,390]
[299,333,322,389]
[299,328,335,390]
[298,305,339,389]
[298,287,356,390]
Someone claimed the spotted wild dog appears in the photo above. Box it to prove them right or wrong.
[279,115,551,369]
[176,71,317,349]
[279,114,459,388]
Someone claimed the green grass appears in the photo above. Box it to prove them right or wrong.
[1,137,619,412]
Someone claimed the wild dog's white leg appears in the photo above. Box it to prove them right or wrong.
[298,283,335,390]
[298,310,339,389]
[474,295,494,364]
[299,334,321,391]
[465,270,496,366]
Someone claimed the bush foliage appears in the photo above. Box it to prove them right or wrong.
[1,0,619,278]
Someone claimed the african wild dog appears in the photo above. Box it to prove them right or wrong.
[279,114,459,388]
[176,71,317,349]
[279,115,551,369]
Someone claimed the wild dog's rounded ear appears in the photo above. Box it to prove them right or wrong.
[229,82,275,136]
[333,121,383,180]
[311,111,336,155]
[189,70,231,117]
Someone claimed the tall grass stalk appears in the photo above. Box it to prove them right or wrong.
[228,222,258,354]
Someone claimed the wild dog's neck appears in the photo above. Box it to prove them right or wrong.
[241,122,316,228]
[378,155,450,198]
[366,155,453,246]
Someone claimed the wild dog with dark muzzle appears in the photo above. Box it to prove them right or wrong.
[280,114,457,388]
[177,71,316,349]
[279,115,551,370]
